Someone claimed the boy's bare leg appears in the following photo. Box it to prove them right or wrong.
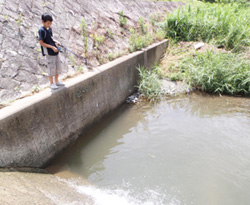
[49,76,53,84]
[55,74,59,84]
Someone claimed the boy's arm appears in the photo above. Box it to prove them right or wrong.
[40,40,58,52]
[53,39,61,46]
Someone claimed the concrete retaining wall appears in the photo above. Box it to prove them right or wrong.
[0,40,168,168]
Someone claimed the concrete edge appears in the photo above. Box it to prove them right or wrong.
[0,49,146,121]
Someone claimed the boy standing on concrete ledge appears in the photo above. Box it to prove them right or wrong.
[38,13,64,90]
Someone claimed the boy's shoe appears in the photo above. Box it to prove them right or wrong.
[50,83,59,90]
[56,81,65,86]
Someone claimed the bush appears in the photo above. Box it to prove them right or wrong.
[129,29,154,52]
[164,3,250,52]
[137,66,162,101]
[179,50,250,95]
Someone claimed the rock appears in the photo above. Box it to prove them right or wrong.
[126,92,141,104]
[161,78,188,96]
[194,42,205,50]
[0,78,19,90]
[5,1,18,12]
[2,8,20,20]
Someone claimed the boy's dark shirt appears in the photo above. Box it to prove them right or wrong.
[38,26,58,56]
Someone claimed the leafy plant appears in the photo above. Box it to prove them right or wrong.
[108,53,114,61]
[91,33,105,49]
[31,84,40,94]
[119,11,127,27]
[137,65,162,102]
[138,17,148,34]
[106,29,114,39]
[129,28,153,52]
[96,35,105,45]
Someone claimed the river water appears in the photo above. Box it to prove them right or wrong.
[49,93,250,205]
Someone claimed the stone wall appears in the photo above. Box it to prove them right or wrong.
[0,0,182,103]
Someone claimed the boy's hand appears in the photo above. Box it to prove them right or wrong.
[54,40,61,47]
[52,46,58,52]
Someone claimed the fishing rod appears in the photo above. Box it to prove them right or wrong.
[59,44,94,68]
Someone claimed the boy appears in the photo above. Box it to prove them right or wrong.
[38,13,64,90]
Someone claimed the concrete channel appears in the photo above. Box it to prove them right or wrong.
[0,39,168,168]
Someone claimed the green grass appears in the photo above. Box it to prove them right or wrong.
[119,11,127,27]
[164,2,250,52]
[129,28,154,52]
[179,50,250,95]
[137,66,162,101]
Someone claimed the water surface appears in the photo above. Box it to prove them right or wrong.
[49,93,250,205]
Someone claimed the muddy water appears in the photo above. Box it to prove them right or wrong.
[49,93,250,205]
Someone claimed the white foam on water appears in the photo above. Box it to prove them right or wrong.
[58,178,182,205]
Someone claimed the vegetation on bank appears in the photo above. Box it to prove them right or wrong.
[137,65,162,102]
[164,2,250,52]
[179,51,250,95]
[136,1,250,100]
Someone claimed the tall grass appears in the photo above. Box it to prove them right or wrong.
[179,50,250,95]
[137,66,162,101]
[164,3,250,52]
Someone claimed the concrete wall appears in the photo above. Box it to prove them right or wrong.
[0,39,168,168]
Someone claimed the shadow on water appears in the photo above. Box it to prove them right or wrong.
[47,101,152,176]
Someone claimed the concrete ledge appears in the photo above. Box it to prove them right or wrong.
[0,39,168,168]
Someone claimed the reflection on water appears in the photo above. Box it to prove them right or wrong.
[49,93,250,205]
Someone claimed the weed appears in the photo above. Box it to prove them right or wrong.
[16,13,23,27]
[91,33,105,49]
[80,19,88,57]
[119,11,127,27]
[169,72,183,81]
[106,29,114,39]
[77,65,84,72]
[99,56,108,65]
[165,3,250,52]
[108,53,115,61]
[179,50,250,95]
[96,35,105,45]
[138,17,148,34]
[155,29,166,41]
[69,54,76,67]
[116,50,123,58]
[31,84,40,94]
[129,28,153,52]
[137,65,162,102]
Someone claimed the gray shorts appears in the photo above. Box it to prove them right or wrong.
[46,55,62,76]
